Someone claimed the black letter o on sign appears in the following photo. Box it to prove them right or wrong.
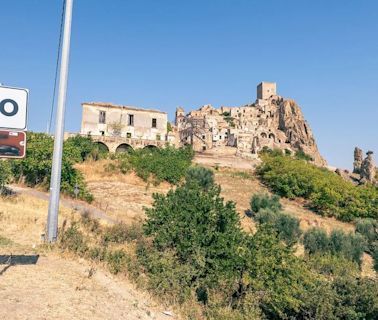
[0,99,19,116]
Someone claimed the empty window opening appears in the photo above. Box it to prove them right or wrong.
[152,118,157,128]
[99,111,106,124]
[128,114,134,126]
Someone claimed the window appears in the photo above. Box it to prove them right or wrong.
[100,130,105,136]
[156,134,161,141]
[128,114,134,126]
[152,118,157,128]
[99,111,106,124]
[126,132,132,138]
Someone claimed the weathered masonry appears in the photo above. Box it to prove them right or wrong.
[81,102,168,140]
[78,102,173,152]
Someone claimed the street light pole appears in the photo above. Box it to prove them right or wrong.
[47,0,74,242]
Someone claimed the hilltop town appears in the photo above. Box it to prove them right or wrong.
[78,82,326,166]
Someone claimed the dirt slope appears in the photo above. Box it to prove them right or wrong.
[0,194,177,320]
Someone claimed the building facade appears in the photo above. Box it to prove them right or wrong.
[81,102,168,141]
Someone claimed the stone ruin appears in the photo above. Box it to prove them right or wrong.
[175,82,326,166]
[360,150,376,184]
[350,147,377,184]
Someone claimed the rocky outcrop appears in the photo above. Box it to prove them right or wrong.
[353,147,363,174]
[278,99,326,166]
[360,151,376,184]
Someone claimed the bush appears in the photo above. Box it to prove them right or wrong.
[63,135,104,162]
[11,132,94,202]
[257,153,378,221]
[356,218,378,253]
[106,249,129,274]
[0,161,12,191]
[303,228,329,255]
[250,193,282,214]
[185,166,214,190]
[143,182,244,285]
[295,150,313,161]
[372,241,378,273]
[254,209,301,246]
[304,228,366,265]
[116,145,194,185]
[59,222,88,255]
[102,223,143,244]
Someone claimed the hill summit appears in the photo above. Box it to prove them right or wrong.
[175,82,326,166]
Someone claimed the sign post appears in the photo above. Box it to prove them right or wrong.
[0,86,29,159]
[46,0,74,242]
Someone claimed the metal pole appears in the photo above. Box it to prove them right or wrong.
[47,0,74,242]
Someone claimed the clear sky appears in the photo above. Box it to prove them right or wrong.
[1,0,377,169]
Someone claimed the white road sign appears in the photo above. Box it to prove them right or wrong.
[0,86,28,130]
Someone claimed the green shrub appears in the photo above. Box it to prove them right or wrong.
[275,213,302,246]
[143,182,244,285]
[356,218,378,252]
[59,222,88,255]
[372,241,378,273]
[102,223,143,244]
[295,150,313,161]
[250,193,282,214]
[0,161,12,191]
[11,132,93,202]
[106,249,129,274]
[303,228,329,255]
[64,135,105,162]
[114,145,194,184]
[185,166,214,190]
[304,228,366,265]
[257,153,378,221]
[254,209,301,246]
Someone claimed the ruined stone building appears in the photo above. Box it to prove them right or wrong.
[353,148,377,184]
[175,82,326,166]
[80,102,168,141]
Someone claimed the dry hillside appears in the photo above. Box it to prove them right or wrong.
[0,194,178,320]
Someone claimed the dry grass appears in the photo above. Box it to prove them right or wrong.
[0,193,177,320]
[76,160,170,224]
[0,193,77,249]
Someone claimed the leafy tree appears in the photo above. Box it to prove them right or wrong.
[143,182,244,286]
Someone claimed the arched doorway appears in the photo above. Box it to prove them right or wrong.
[95,142,109,153]
[116,143,133,153]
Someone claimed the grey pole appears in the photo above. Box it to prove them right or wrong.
[47,0,74,242]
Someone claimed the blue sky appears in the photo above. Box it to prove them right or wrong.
[1,0,377,169]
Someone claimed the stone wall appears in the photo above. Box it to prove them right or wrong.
[81,102,167,141]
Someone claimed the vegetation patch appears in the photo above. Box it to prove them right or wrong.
[257,152,378,221]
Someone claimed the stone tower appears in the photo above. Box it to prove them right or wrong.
[353,147,363,174]
[175,107,186,129]
[257,82,277,100]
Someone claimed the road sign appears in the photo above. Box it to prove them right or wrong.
[0,130,26,159]
[0,86,28,130]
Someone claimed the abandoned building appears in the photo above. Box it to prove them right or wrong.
[175,82,326,166]
[79,102,170,152]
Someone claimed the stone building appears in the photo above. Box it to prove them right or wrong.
[80,102,167,141]
[175,82,326,166]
